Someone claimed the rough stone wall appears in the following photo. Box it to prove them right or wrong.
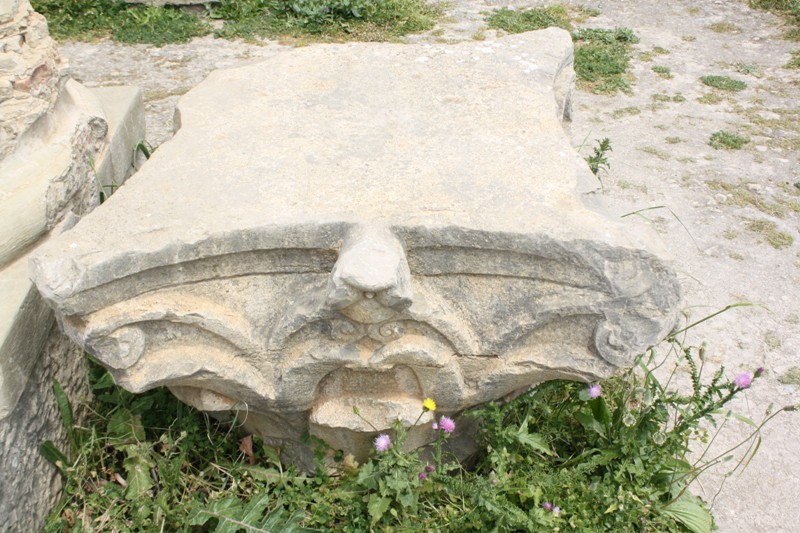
[0,0,65,160]
[0,323,90,532]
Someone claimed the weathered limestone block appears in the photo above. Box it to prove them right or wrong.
[0,0,62,156]
[31,30,681,465]
[0,324,89,533]
[0,0,145,527]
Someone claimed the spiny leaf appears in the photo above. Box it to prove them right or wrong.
[514,418,555,456]
[367,495,391,526]
[108,408,146,443]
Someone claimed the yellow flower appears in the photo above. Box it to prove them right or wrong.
[423,398,436,411]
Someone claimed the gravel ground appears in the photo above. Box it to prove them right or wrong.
[58,0,800,530]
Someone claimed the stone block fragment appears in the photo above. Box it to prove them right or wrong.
[1,3,145,527]
[31,30,681,466]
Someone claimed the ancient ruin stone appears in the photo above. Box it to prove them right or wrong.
[30,29,681,466]
[0,0,144,527]
[0,0,62,159]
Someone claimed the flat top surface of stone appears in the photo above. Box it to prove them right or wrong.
[32,30,661,303]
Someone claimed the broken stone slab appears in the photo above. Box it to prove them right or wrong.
[30,29,681,466]
[0,0,145,421]
[0,82,144,419]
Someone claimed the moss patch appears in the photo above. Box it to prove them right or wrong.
[708,22,741,32]
[706,180,800,218]
[485,4,572,32]
[778,367,800,386]
[709,130,750,149]
[701,75,747,91]
[744,219,795,249]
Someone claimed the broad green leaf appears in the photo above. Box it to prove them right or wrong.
[240,493,271,524]
[261,444,282,467]
[241,465,283,484]
[39,440,69,470]
[122,444,156,499]
[728,411,757,428]
[515,416,554,455]
[398,489,418,512]
[367,495,390,526]
[108,409,146,442]
[590,397,612,426]
[575,412,607,438]
[52,380,76,449]
[187,498,243,531]
[514,431,555,456]
[356,461,378,490]
[661,493,713,533]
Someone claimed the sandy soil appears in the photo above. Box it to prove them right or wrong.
[58,0,800,530]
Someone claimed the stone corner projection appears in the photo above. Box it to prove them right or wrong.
[30,29,681,465]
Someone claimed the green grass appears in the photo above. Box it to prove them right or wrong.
[571,28,639,94]
[42,333,779,532]
[786,50,800,68]
[485,4,572,33]
[698,93,724,104]
[652,65,673,79]
[709,130,750,149]
[652,92,686,103]
[750,0,800,39]
[707,22,740,32]
[701,75,747,91]
[32,0,210,43]
[745,219,795,248]
[778,366,800,385]
[32,0,440,44]
[485,6,638,95]
[706,179,795,217]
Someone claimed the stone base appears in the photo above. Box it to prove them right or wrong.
[0,325,89,532]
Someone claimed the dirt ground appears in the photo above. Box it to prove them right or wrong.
[59,0,800,530]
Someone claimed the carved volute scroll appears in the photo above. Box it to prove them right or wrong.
[30,30,681,466]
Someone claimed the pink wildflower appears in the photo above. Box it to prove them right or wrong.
[439,416,456,433]
[734,373,752,389]
[418,472,427,481]
[374,433,391,452]
[431,421,438,430]
[587,383,603,399]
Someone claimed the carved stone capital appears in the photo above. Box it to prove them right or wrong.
[30,30,681,466]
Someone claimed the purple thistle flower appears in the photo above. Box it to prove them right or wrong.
[426,464,435,473]
[439,416,456,433]
[587,383,603,399]
[553,506,561,517]
[734,373,752,389]
[374,433,391,452]
[755,367,765,378]
[431,421,438,430]
[418,472,427,481]
[542,502,554,511]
